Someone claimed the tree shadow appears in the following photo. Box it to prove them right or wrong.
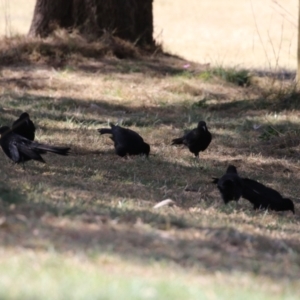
[254,69,295,81]
[2,93,210,129]
[0,195,299,281]
[1,74,300,284]
[0,35,206,77]
[3,92,300,176]
[196,92,300,114]
[0,179,26,205]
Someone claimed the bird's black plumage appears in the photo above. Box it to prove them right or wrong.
[241,178,295,214]
[212,165,295,213]
[0,126,70,164]
[98,123,150,157]
[12,112,36,141]
[172,121,212,157]
[212,165,244,204]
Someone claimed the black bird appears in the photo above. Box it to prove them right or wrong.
[98,123,150,157]
[172,121,212,158]
[212,165,295,213]
[12,112,36,141]
[0,126,70,164]
[241,178,295,214]
[212,165,244,204]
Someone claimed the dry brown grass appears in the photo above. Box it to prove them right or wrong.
[0,0,299,298]
[0,31,147,67]
[0,46,300,297]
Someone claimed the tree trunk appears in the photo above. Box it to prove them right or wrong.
[28,0,154,47]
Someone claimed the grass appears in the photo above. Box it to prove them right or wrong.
[0,31,144,67]
[0,0,299,298]
[0,47,300,298]
[199,67,251,86]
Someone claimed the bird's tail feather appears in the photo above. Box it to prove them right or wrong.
[98,128,112,135]
[212,177,219,184]
[33,143,70,156]
[171,137,183,145]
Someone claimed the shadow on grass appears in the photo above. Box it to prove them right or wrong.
[1,35,296,84]
[50,218,300,281]
[0,151,299,282]
[194,92,300,114]
[3,92,300,170]
[1,84,300,282]
[1,93,213,132]
[0,180,25,205]
[0,37,201,78]
[5,92,300,147]
[254,69,295,81]
[1,194,299,281]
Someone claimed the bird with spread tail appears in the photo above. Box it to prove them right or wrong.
[0,126,70,164]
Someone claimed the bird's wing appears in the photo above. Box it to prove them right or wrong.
[18,144,40,159]
[17,139,44,162]
[242,178,282,199]
[7,140,20,162]
[113,127,144,144]
[184,129,196,139]
[184,128,205,144]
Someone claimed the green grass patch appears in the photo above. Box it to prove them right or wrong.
[199,67,251,86]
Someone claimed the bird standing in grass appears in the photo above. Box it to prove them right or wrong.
[98,123,150,157]
[12,112,36,141]
[172,121,212,158]
[0,126,70,164]
[212,165,243,204]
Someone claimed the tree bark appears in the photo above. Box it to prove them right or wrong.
[28,0,154,47]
